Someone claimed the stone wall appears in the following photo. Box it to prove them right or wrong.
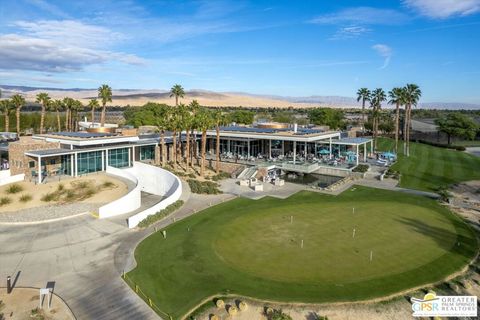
[8,137,60,176]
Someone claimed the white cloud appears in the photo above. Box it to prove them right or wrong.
[372,44,393,69]
[309,7,409,25]
[0,20,144,72]
[403,0,480,18]
[330,26,371,40]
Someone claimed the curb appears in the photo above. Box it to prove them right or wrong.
[0,211,90,226]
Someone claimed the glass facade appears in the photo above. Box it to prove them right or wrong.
[77,151,102,174]
[108,148,129,168]
[139,145,155,161]
[61,155,72,175]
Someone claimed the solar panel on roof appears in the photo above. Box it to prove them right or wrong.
[53,132,116,138]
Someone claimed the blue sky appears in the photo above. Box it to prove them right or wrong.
[1,0,480,103]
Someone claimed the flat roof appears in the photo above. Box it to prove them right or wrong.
[328,137,373,145]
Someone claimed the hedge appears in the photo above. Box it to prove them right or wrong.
[413,139,466,151]
[137,200,184,228]
[187,179,223,194]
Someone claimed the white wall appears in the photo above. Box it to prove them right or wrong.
[98,166,142,218]
[0,170,25,186]
[126,162,182,228]
[98,162,182,228]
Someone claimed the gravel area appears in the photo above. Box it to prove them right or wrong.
[0,202,105,223]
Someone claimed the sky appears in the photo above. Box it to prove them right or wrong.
[0,0,480,103]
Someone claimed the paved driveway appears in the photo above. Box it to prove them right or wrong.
[0,214,159,320]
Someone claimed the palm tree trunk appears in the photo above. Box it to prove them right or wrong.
[185,127,190,171]
[175,96,178,106]
[403,107,408,155]
[215,125,220,174]
[65,109,69,131]
[362,99,365,133]
[201,130,207,177]
[172,130,177,169]
[40,105,45,134]
[16,107,20,134]
[91,108,95,126]
[406,104,412,157]
[100,104,106,127]
[394,103,400,153]
[4,113,9,132]
[160,130,166,166]
[191,128,197,161]
[56,110,61,131]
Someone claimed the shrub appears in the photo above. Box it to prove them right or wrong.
[238,301,247,311]
[212,172,230,181]
[215,299,225,309]
[0,197,11,206]
[63,190,76,202]
[352,164,369,173]
[56,183,65,192]
[209,315,220,320]
[227,305,238,316]
[41,193,56,202]
[187,179,222,194]
[19,194,33,203]
[6,184,23,194]
[266,309,292,320]
[102,181,115,188]
[137,200,184,228]
[75,181,91,189]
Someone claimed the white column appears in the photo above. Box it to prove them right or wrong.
[282,140,285,156]
[74,153,78,177]
[293,141,297,164]
[70,154,74,176]
[247,139,250,157]
[269,140,272,159]
[370,140,373,155]
[227,139,231,153]
[132,146,136,162]
[128,147,131,166]
[106,149,109,167]
[356,145,359,165]
[364,143,367,161]
[38,156,42,184]
[305,141,307,156]
[101,150,105,171]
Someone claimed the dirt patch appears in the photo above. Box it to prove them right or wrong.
[0,287,74,320]
[0,173,127,213]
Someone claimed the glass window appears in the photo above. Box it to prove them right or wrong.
[139,145,155,161]
[77,151,103,174]
[29,161,35,168]
[108,148,129,168]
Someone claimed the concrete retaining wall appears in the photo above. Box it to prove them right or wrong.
[313,166,351,177]
[98,166,141,218]
[126,162,182,228]
[0,170,25,186]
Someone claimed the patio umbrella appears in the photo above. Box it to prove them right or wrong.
[382,152,396,158]
[346,151,356,156]
[318,149,330,155]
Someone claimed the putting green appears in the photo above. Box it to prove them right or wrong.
[128,187,478,319]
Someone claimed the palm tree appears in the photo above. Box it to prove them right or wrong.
[11,94,25,135]
[370,88,386,151]
[197,108,214,177]
[153,105,171,167]
[402,84,422,157]
[170,84,185,106]
[166,107,181,169]
[177,103,192,170]
[50,99,63,131]
[71,100,83,132]
[0,99,13,132]
[35,92,51,134]
[88,99,100,126]
[388,87,405,153]
[212,110,229,174]
[189,100,201,163]
[63,97,74,131]
[356,88,370,132]
[98,84,112,127]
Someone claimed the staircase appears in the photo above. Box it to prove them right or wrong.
[237,166,258,180]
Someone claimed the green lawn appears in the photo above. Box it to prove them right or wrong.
[127,187,477,319]
[377,138,480,191]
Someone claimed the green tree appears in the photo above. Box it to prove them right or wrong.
[35,92,51,134]
[189,100,201,161]
[11,94,26,135]
[88,98,100,125]
[98,84,112,127]
[356,88,370,131]
[370,88,386,151]
[0,99,13,132]
[388,87,405,153]
[49,99,63,132]
[170,84,185,106]
[435,113,478,145]
[212,110,230,173]
[230,109,255,125]
[196,108,215,177]
[402,84,422,157]
[307,108,345,129]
